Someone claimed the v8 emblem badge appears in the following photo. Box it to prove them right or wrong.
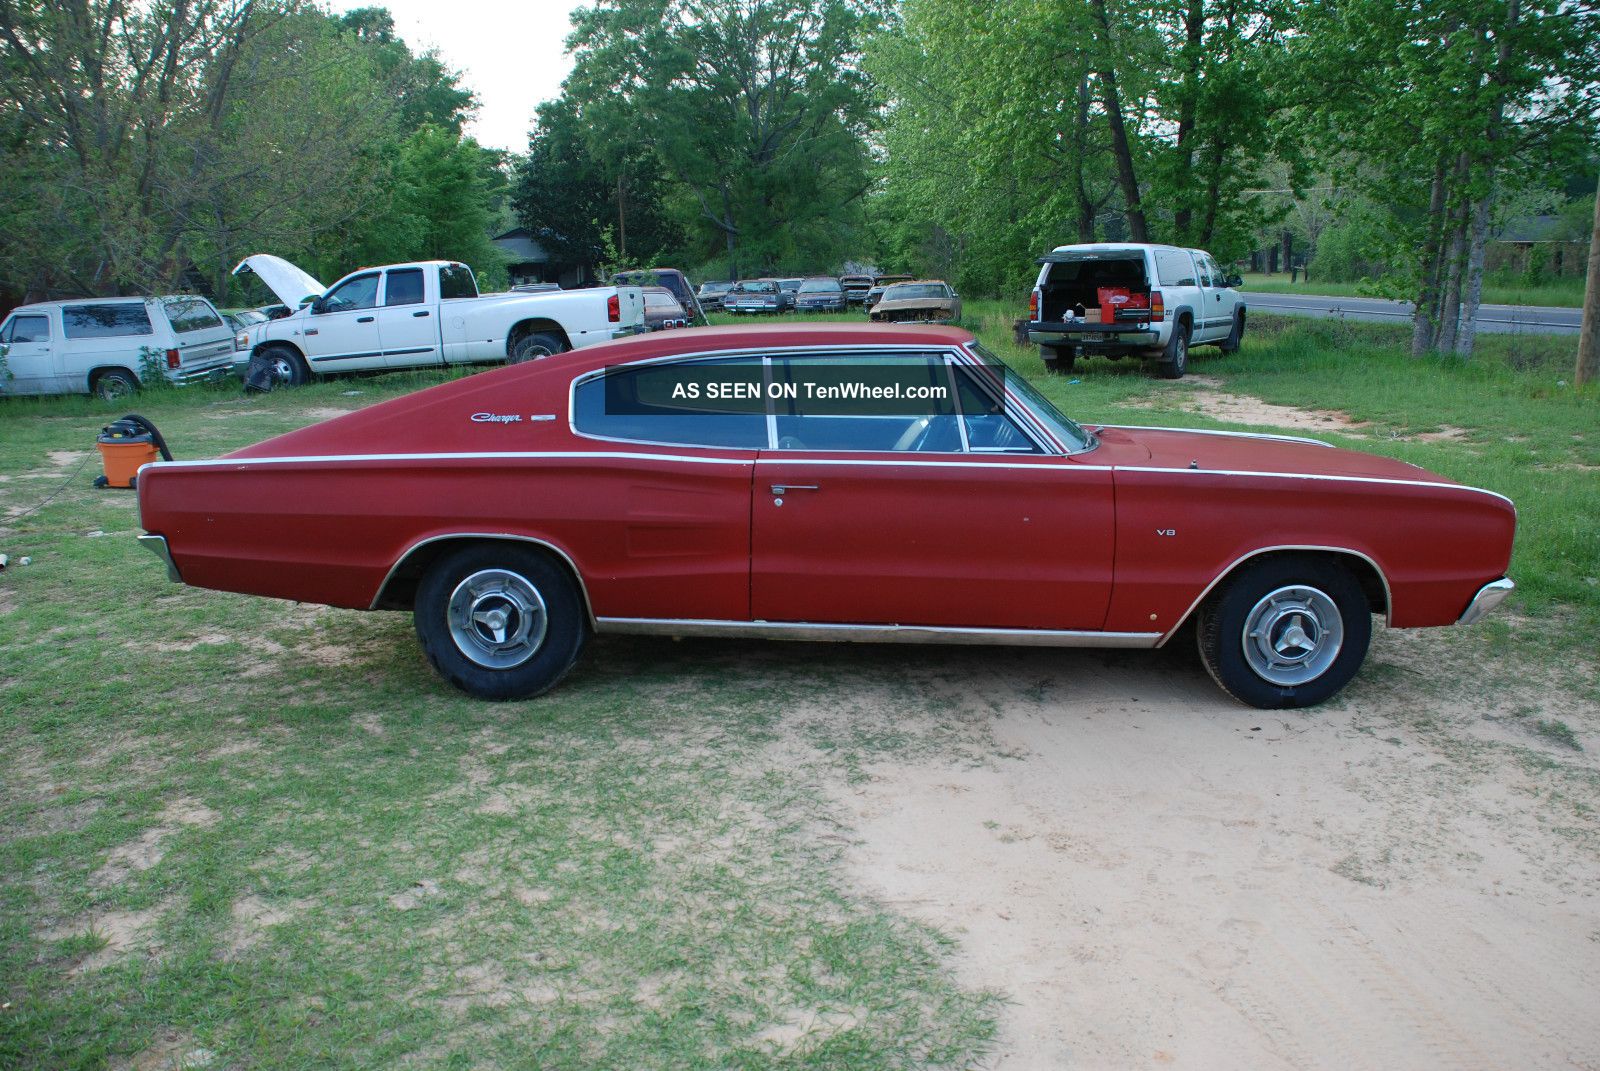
[1155,529,1176,537]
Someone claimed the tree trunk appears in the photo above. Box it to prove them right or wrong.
[1412,163,1449,356]
[1268,244,1278,274]
[1455,191,1492,360]
[1437,155,1472,353]
[1171,0,1206,242]
[1090,0,1148,243]
[1576,170,1600,387]
[1073,75,1096,243]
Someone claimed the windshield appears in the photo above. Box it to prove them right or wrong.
[966,342,1093,453]
[799,279,841,293]
[883,284,947,301]
[735,281,776,293]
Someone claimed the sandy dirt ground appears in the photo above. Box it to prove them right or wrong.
[825,640,1600,1070]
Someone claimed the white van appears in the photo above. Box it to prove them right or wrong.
[0,296,237,400]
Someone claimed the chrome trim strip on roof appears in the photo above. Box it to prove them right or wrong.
[1158,544,1396,643]
[595,617,1161,648]
[1096,423,1334,448]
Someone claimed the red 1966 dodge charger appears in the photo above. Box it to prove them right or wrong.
[136,324,1515,709]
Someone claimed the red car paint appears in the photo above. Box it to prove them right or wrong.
[137,323,1514,652]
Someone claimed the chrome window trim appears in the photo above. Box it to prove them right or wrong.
[1096,423,1334,448]
[1159,544,1396,643]
[596,617,1161,649]
[371,532,596,622]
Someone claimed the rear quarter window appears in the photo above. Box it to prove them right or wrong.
[62,303,154,339]
[573,358,767,449]
[439,264,478,299]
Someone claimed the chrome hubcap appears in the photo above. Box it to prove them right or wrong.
[1241,585,1343,686]
[447,569,548,669]
[270,356,293,383]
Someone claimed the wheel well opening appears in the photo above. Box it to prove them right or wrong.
[507,319,571,356]
[1211,549,1388,618]
[374,536,590,618]
[89,365,138,387]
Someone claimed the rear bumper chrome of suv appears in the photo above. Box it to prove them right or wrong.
[1458,577,1514,626]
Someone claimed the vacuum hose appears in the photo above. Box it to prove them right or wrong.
[116,414,174,461]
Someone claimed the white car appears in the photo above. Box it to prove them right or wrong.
[1025,243,1245,378]
[234,255,646,386]
[0,296,236,400]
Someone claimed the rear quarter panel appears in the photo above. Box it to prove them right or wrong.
[1106,469,1516,635]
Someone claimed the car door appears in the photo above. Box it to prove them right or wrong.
[751,351,1116,631]
[303,272,384,370]
[1200,253,1238,337]
[0,312,60,395]
[375,267,440,368]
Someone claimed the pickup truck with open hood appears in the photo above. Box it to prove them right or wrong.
[232,255,646,386]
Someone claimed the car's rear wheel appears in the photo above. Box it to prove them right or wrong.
[414,544,588,700]
[93,368,139,401]
[1157,322,1190,379]
[509,331,568,363]
[1196,555,1372,709]
[1040,346,1076,375]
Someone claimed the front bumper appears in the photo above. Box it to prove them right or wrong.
[138,534,182,583]
[1457,577,1514,625]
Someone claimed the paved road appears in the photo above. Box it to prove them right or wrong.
[1246,290,1581,335]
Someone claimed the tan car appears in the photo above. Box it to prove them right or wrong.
[868,280,962,324]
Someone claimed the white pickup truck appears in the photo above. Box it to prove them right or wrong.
[233,255,646,386]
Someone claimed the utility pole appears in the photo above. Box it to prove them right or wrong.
[1577,171,1600,387]
[617,174,627,265]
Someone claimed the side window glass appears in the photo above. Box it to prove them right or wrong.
[62,303,154,338]
[772,353,962,453]
[953,366,1041,453]
[323,274,379,312]
[573,356,767,448]
[439,265,477,299]
[11,315,51,342]
[1155,251,1196,287]
[0,319,11,343]
[385,268,425,306]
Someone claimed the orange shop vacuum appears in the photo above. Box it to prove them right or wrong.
[94,414,173,490]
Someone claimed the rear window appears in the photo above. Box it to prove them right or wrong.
[1042,255,1145,287]
[1153,250,1197,287]
[439,264,477,299]
[62,303,153,339]
[163,298,222,333]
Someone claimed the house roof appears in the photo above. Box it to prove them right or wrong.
[492,228,551,263]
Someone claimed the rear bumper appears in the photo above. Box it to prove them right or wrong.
[1457,577,1514,626]
[169,358,234,385]
[1027,320,1161,349]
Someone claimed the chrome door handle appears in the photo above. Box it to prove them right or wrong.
[770,484,819,494]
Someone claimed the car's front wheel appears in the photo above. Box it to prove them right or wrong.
[414,544,588,700]
[1196,555,1372,709]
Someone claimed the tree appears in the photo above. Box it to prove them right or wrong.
[1577,170,1600,388]
[561,0,884,277]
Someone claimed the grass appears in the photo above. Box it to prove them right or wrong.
[1240,271,1588,308]
[3,309,1598,1068]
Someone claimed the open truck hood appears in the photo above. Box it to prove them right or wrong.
[232,255,325,310]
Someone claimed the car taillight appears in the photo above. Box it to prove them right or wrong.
[234,333,248,351]
[1029,290,1039,319]
[165,348,180,369]
[607,293,620,322]
[1150,290,1165,322]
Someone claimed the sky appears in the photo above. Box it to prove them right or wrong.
[327,0,588,153]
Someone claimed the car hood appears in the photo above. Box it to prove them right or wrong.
[232,255,325,310]
[1088,425,1454,484]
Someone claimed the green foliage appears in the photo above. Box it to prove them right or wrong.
[135,348,174,392]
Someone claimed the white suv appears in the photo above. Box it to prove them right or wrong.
[1025,243,1244,378]
[0,296,236,400]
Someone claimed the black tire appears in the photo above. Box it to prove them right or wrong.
[93,368,139,402]
[509,331,568,364]
[1218,310,1244,354]
[1157,321,1190,379]
[255,344,309,388]
[1040,347,1076,375]
[1196,555,1372,709]
[414,544,588,700]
